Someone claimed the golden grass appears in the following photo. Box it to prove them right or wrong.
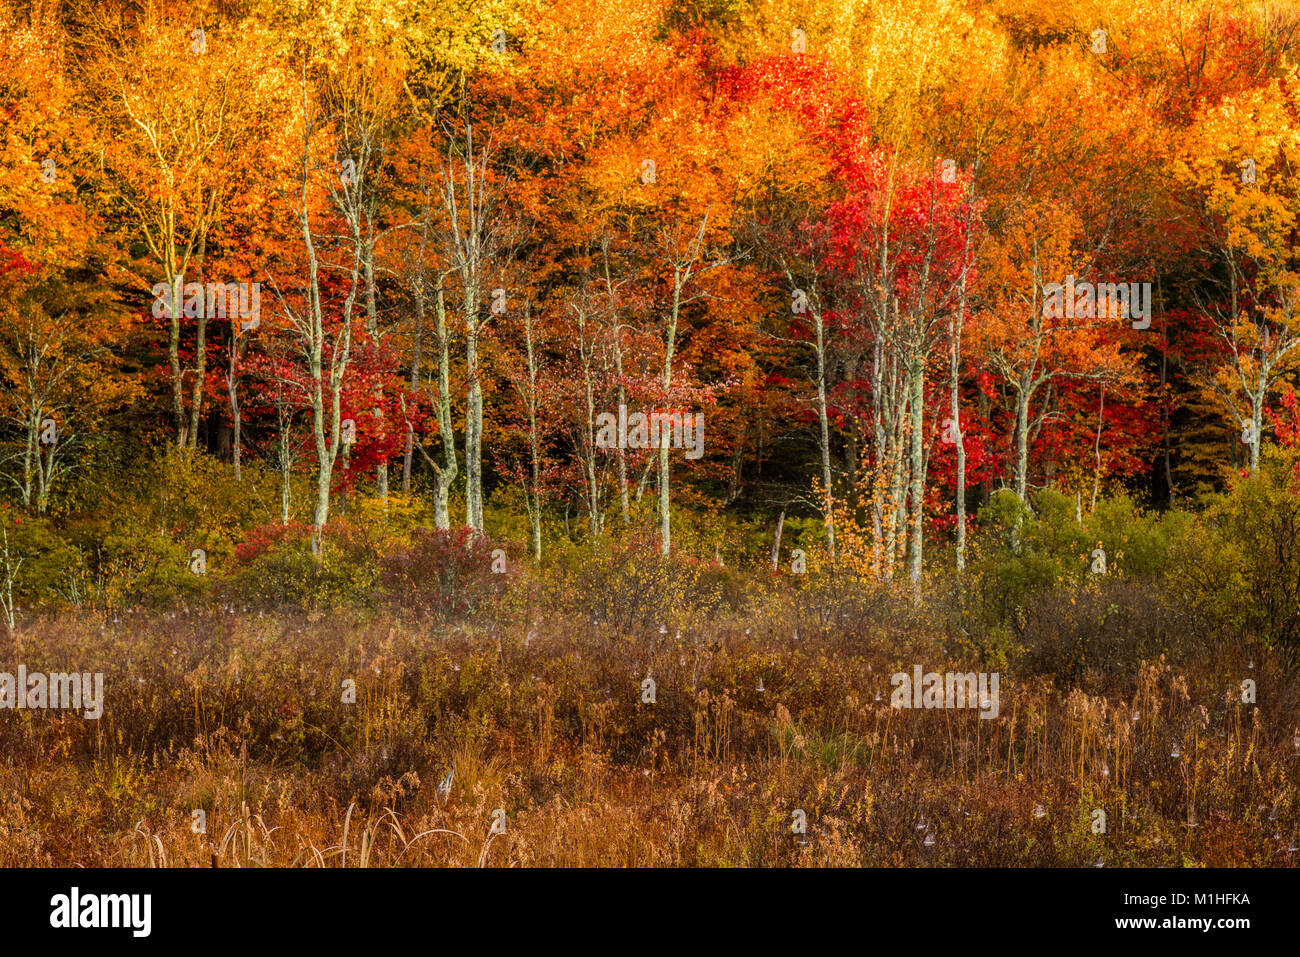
[0,596,1295,867]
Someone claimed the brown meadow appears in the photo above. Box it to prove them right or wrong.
[2,565,1295,868]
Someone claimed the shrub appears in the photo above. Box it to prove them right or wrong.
[1012,579,1213,687]
[120,448,276,547]
[0,509,78,608]
[1171,445,1300,659]
[541,533,726,634]
[969,488,1192,627]
[378,526,505,621]
[223,520,379,611]
[96,518,206,609]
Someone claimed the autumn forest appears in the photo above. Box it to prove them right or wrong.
[1,0,1299,871]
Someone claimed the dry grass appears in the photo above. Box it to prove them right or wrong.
[1,576,1296,867]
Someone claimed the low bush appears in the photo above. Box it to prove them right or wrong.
[222,520,379,611]
[378,525,506,621]
[1171,445,1300,661]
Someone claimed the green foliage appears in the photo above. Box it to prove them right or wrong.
[972,489,1068,612]
[96,518,207,609]
[542,532,734,634]
[972,488,1192,613]
[1171,445,1300,658]
[0,510,77,606]
[223,521,380,612]
[1086,495,1194,579]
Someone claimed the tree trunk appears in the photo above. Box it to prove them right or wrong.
[465,302,483,532]
[403,275,424,494]
[1015,379,1031,501]
[614,327,629,525]
[229,357,242,482]
[363,215,389,503]
[577,312,602,540]
[167,267,186,448]
[906,359,925,597]
[432,281,459,530]
[187,233,209,450]
[1250,380,1263,475]
[21,409,36,510]
[659,274,681,557]
[188,313,208,450]
[950,326,967,572]
[1091,386,1105,512]
[814,309,836,564]
[523,305,543,560]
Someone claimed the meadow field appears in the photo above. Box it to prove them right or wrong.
[3,473,1297,867]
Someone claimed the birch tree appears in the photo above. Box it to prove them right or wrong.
[269,60,365,552]
[438,119,507,534]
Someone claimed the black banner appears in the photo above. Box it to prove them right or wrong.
[0,867,1278,945]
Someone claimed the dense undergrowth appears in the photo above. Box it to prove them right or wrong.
[2,450,1298,866]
